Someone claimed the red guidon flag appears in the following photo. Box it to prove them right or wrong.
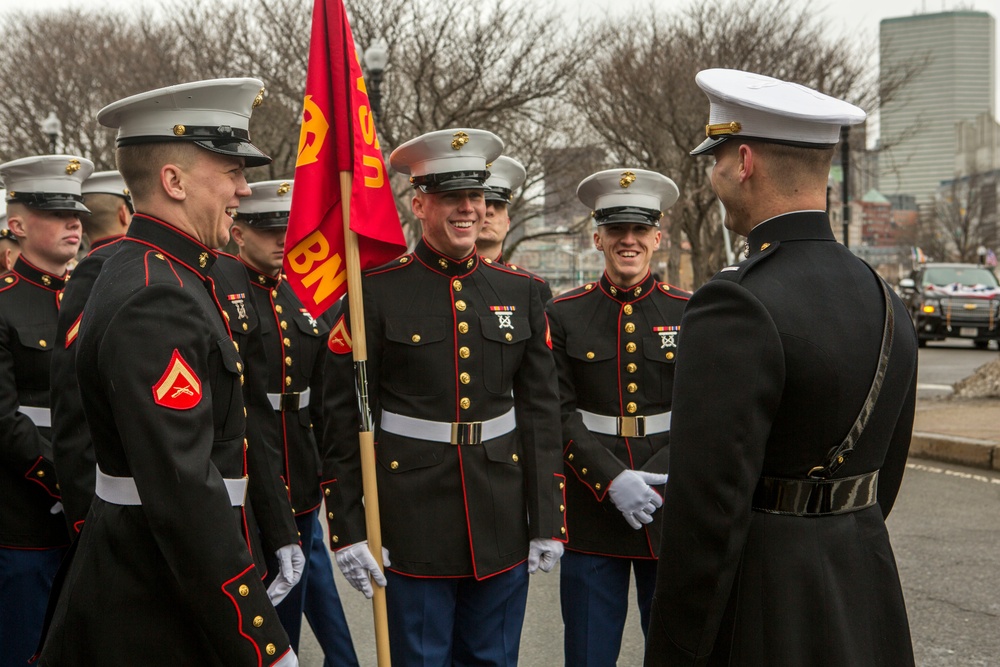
[283,0,406,316]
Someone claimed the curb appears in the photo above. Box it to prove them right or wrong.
[910,432,999,471]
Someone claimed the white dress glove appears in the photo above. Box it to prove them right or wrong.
[527,537,564,574]
[608,469,668,530]
[266,544,306,606]
[271,646,299,667]
[335,540,390,599]
[50,501,64,515]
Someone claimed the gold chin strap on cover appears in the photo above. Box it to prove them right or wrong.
[705,121,742,138]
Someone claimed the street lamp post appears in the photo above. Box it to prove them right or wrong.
[841,125,851,249]
[363,38,388,125]
[41,111,62,154]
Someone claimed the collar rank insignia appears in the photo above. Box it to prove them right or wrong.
[489,305,516,330]
[328,314,353,355]
[152,349,202,410]
[227,293,247,320]
[300,308,318,329]
[653,325,680,349]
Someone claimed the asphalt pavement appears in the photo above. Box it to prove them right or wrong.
[913,341,999,470]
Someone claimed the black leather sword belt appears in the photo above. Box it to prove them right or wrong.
[752,470,879,516]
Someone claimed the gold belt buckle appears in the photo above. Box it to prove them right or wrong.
[617,416,646,438]
[450,421,483,445]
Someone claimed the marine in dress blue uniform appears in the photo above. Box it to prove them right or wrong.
[0,154,91,666]
[547,168,688,666]
[49,170,302,581]
[211,253,304,592]
[477,155,553,302]
[231,179,357,662]
[321,129,567,667]
[644,69,917,667]
[50,170,132,534]
[38,79,298,666]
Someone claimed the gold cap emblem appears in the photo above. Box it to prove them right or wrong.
[253,87,265,109]
[65,159,81,175]
[277,181,291,196]
[619,171,636,189]
[451,131,470,150]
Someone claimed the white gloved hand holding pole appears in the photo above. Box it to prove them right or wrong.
[608,469,668,530]
[335,540,390,599]
[266,543,306,606]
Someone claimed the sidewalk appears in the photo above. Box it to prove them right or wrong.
[911,397,1000,471]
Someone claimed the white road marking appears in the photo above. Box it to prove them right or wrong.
[907,462,1000,484]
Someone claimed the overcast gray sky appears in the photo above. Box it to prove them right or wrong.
[1,0,995,144]
[0,0,994,33]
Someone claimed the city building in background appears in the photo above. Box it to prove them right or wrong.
[879,11,995,206]
[514,10,1000,291]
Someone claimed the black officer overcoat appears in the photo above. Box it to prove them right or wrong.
[645,212,916,667]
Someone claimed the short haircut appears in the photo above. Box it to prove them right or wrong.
[5,201,27,221]
[115,142,196,203]
[82,193,127,237]
[745,139,836,185]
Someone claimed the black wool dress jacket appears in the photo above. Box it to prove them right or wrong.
[50,236,122,534]
[242,262,330,517]
[0,256,70,549]
[321,239,567,579]
[50,244,298,566]
[40,215,292,666]
[547,271,689,558]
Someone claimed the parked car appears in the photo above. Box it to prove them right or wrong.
[899,263,1000,348]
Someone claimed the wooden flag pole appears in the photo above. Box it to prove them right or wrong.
[340,171,391,666]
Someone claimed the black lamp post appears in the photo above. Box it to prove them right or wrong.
[41,111,62,154]
[841,125,851,249]
[364,39,388,125]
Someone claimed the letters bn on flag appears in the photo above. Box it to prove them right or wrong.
[282,0,406,316]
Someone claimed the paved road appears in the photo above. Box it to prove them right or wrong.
[891,460,1000,666]
[918,340,997,398]
[298,456,1000,666]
